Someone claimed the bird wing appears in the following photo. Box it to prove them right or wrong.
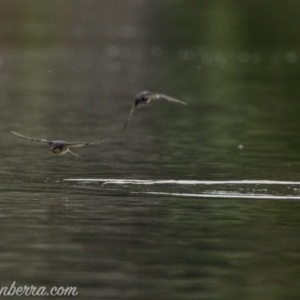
[68,150,80,158]
[67,138,111,148]
[10,131,52,144]
[124,107,135,130]
[147,93,187,105]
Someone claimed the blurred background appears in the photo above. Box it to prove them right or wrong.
[1,0,300,179]
[1,1,300,299]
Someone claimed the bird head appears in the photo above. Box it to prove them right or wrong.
[135,90,152,107]
[50,141,66,154]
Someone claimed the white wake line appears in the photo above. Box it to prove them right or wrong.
[141,192,300,200]
[64,179,300,185]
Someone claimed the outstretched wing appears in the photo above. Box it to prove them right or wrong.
[67,138,111,148]
[11,131,52,144]
[124,107,135,130]
[147,93,187,105]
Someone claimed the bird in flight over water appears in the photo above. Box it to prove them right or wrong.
[10,131,110,158]
[124,91,187,130]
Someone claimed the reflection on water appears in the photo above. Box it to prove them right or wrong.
[1,0,300,299]
[65,179,300,199]
[64,179,300,185]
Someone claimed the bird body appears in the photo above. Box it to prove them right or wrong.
[11,131,109,157]
[124,91,187,130]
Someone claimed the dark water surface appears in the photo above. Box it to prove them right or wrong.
[1,1,300,299]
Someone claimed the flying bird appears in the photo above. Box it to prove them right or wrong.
[124,91,187,130]
[10,131,110,158]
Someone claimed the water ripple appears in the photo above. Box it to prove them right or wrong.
[141,191,300,200]
[64,179,300,185]
[63,179,300,200]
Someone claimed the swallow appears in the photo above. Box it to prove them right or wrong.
[10,131,110,158]
[124,91,187,130]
